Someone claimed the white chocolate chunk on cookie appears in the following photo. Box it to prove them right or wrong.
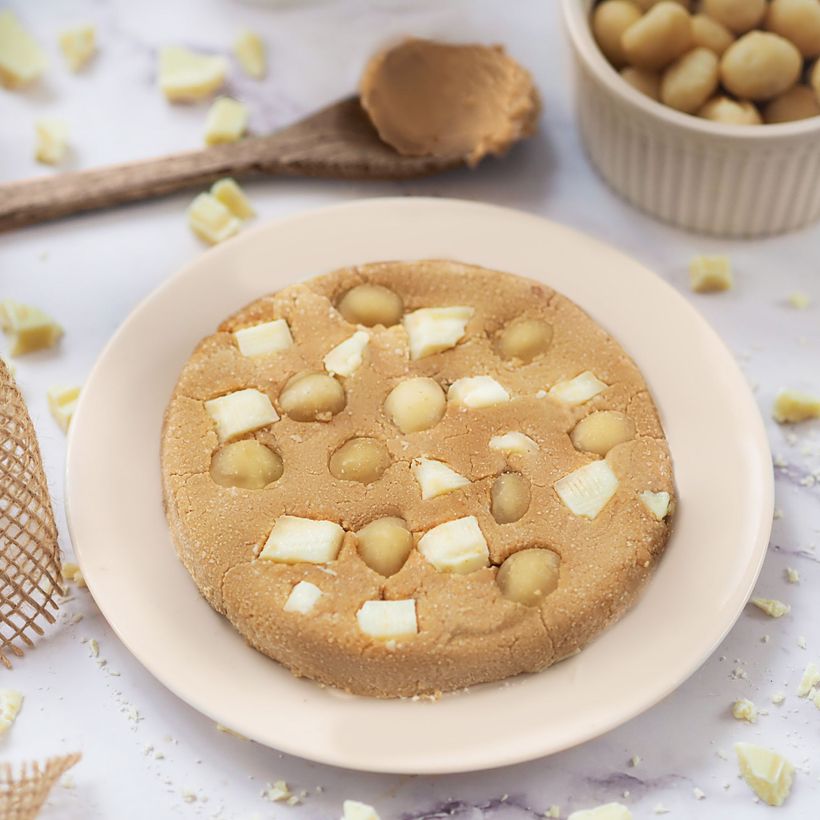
[418,516,489,574]
[639,490,670,520]
[773,389,820,423]
[188,193,241,244]
[0,300,62,356]
[260,516,344,564]
[158,46,227,101]
[47,385,81,433]
[555,460,619,519]
[356,600,417,640]
[205,97,248,145]
[448,376,509,408]
[0,690,23,735]
[324,330,369,377]
[234,319,293,357]
[0,11,46,88]
[211,178,255,219]
[548,371,607,406]
[234,30,266,79]
[732,697,758,722]
[690,255,733,293]
[568,803,632,820]
[35,119,69,165]
[402,306,473,359]
[490,431,538,455]
[412,458,470,500]
[59,25,96,72]
[735,743,794,807]
[283,581,322,614]
[204,388,278,441]
[797,662,820,697]
[751,597,790,618]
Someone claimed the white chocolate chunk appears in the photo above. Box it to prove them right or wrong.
[751,597,790,618]
[568,804,632,820]
[548,371,607,406]
[788,292,810,309]
[342,801,380,820]
[773,389,820,423]
[448,376,510,408]
[411,458,470,500]
[211,178,255,219]
[324,331,369,377]
[0,300,62,356]
[158,46,227,102]
[402,306,473,359]
[785,567,800,584]
[735,742,794,807]
[234,319,293,357]
[797,662,820,697]
[47,385,81,432]
[283,581,322,614]
[204,97,248,145]
[260,516,344,564]
[732,698,758,723]
[690,255,733,293]
[418,516,489,574]
[187,193,241,244]
[638,490,670,520]
[234,30,266,79]
[489,431,538,455]
[0,11,46,88]
[0,690,23,735]
[59,25,96,72]
[356,600,417,640]
[35,119,69,165]
[204,388,278,441]
[555,460,619,519]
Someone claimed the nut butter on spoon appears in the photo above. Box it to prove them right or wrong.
[0,39,540,232]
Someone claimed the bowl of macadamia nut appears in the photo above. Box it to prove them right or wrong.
[560,0,820,237]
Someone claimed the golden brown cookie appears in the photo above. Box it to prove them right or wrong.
[161,260,675,698]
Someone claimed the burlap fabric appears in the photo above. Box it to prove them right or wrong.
[0,754,81,820]
[0,359,61,668]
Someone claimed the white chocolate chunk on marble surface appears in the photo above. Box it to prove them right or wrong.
[234,29,266,78]
[735,742,794,807]
[690,255,733,293]
[48,384,81,432]
[0,690,23,735]
[211,178,255,219]
[0,11,46,88]
[59,25,96,71]
[204,97,248,145]
[158,46,227,101]
[751,597,790,618]
[568,803,632,820]
[187,193,241,244]
[35,119,69,165]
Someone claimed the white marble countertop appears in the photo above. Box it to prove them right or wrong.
[2,1,820,818]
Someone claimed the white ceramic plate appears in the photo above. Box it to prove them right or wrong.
[66,198,773,774]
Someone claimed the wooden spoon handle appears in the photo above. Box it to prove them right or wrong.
[0,138,285,232]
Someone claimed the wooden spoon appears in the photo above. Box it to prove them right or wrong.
[0,98,462,233]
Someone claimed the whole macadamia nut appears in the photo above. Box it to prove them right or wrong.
[691,14,735,55]
[620,66,662,99]
[661,47,720,112]
[720,31,802,100]
[593,0,642,67]
[763,84,820,121]
[622,2,694,71]
[697,95,763,124]
[702,0,766,34]
[766,0,820,58]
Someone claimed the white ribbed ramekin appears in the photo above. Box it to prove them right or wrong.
[560,0,820,237]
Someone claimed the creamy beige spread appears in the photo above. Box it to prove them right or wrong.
[359,39,540,166]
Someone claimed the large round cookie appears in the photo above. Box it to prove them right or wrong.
[161,260,675,698]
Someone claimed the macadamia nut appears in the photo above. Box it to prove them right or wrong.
[279,371,346,421]
[570,411,636,456]
[491,472,531,524]
[697,95,763,123]
[702,0,766,34]
[720,31,802,100]
[356,517,413,576]
[593,0,642,67]
[384,376,446,433]
[661,47,720,112]
[329,437,391,483]
[691,14,735,55]
[496,548,561,606]
[497,318,553,363]
[622,3,693,71]
[766,0,820,58]
[210,440,283,489]
[620,66,662,99]
[763,84,820,121]
[338,283,403,327]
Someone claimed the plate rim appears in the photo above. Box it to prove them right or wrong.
[65,196,774,774]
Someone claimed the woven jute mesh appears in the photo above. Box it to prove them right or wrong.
[0,359,61,668]
[0,753,81,820]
